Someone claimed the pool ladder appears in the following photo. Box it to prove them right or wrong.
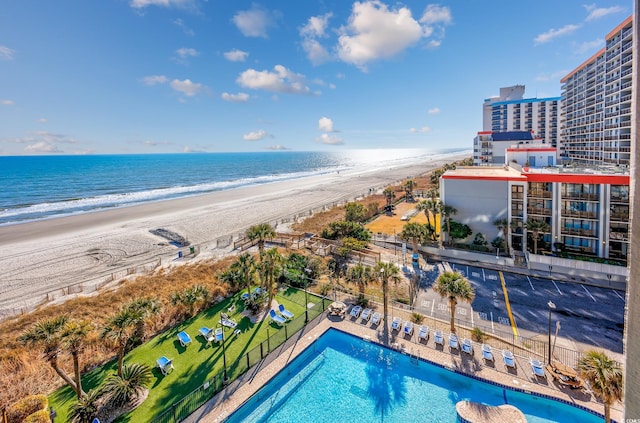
[409,348,420,365]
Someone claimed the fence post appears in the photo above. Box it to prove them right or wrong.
[172,403,177,423]
[260,341,264,359]
[246,352,250,370]
[267,329,270,352]
[285,325,288,340]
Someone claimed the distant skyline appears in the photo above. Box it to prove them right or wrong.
[0,1,632,155]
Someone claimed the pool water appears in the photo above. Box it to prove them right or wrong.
[226,329,603,423]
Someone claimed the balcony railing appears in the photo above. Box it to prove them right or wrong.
[610,232,629,241]
[562,210,598,219]
[561,193,599,201]
[561,228,597,237]
[528,190,553,198]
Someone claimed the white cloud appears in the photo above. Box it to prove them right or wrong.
[25,141,63,153]
[409,127,431,133]
[336,1,450,70]
[584,4,625,22]
[428,107,440,115]
[142,75,168,85]
[3,130,78,154]
[316,133,344,145]
[237,65,312,95]
[170,79,204,96]
[575,39,605,54]
[1,99,15,106]
[38,118,47,123]
[302,39,332,65]
[243,130,267,141]
[224,49,249,62]
[233,5,278,38]
[301,13,332,38]
[143,140,174,147]
[130,0,194,9]
[265,144,290,151]
[426,40,441,49]
[0,45,16,60]
[176,47,199,59]
[318,117,335,132]
[534,24,580,45]
[221,92,250,102]
[535,69,570,82]
[173,18,195,36]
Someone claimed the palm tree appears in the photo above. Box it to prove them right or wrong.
[434,271,475,333]
[345,263,375,295]
[246,223,276,255]
[126,297,162,345]
[525,219,550,254]
[20,315,80,396]
[439,203,457,245]
[577,350,623,423]
[236,252,257,299]
[382,188,395,214]
[60,319,94,398]
[170,285,209,317]
[259,247,284,306]
[374,261,401,338]
[400,222,426,255]
[425,187,439,201]
[403,179,417,202]
[103,363,152,407]
[101,308,136,378]
[416,199,440,241]
[493,218,510,255]
[69,388,102,423]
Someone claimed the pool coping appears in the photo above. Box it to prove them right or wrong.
[193,312,623,423]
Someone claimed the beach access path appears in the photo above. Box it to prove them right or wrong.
[0,153,469,318]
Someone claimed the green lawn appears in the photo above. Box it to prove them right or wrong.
[49,287,325,422]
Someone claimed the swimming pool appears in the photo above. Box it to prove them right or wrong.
[226,328,603,422]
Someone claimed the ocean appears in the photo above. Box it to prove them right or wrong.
[0,148,467,226]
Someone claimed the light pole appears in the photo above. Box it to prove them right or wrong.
[547,301,556,365]
[303,268,311,324]
[218,321,228,382]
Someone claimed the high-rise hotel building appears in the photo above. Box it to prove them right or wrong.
[560,16,633,166]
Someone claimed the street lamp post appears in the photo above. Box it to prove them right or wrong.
[303,268,312,324]
[219,322,228,382]
[547,301,556,365]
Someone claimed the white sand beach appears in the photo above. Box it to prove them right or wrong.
[0,153,468,318]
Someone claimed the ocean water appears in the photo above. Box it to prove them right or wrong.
[0,148,466,226]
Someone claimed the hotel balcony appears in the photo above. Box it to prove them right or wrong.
[527,207,552,216]
[610,212,630,221]
[562,210,598,219]
[610,231,629,241]
[561,193,600,201]
[527,190,553,198]
[561,228,598,238]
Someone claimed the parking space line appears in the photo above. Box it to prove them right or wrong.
[580,285,596,302]
[430,299,435,316]
[613,290,625,301]
[526,276,535,291]
[499,271,519,339]
[482,268,486,282]
[551,280,563,295]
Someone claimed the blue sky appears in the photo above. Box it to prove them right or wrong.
[0,1,632,155]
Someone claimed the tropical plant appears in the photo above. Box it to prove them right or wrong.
[403,179,417,202]
[448,221,472,245]
[245,223,276,255]
[382,188,396,214]
[493,218,510,255]
[434,271,475,333]
[103,363,152,407]
[399,222,427,255]
[19,315,81,396]
[321,220,371,242]
[258,247,283,306]
[374,261,401,333]
[577,350,623,423]
[170,285,210,317]
[411,312,424,324]
[6,394,49,423]
[525,219,550,254]
[235,252,257,299]
[345,263,375,295]
[470,327,486,343]
[60,319,94,398]
[344,202,365,222]
[101,308,137,377]
[472,233,487,246]
[417,199,440,240]
[126,297,162,345]
[439,203,457,245]
[69,388,102,423]
[425,187,439,201]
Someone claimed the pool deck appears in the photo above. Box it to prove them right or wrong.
[195,313,623,423]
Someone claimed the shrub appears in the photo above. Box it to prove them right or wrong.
[470,327,486,343]
[394,297,410,305]
[319,283,332,297]
[7,394,48,423]
[69,389,103,423]
[411,312,424,324]
[103,363,152,407]
[355,294,369,308]
[24,410,51,423]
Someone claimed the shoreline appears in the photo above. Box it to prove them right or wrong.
[0,152,469,316]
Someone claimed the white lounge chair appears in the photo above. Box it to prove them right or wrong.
[214,327,224,343]
[220,313,238,328]
[370,312,381,325]
[530,358,545,378]
[177,331,192,347]
[502,350,516,369]
[461,338,473,355]
[269,309,287,326]
[418,325,429,341]
[350,305,362,318]
[278,304,294,320]
[199,327,214,343]
[482,344,494,362]
[434,330,444,346]
[449,333,459,350]
[403,321,414,336]
[361,308,372,322]
[156,356,173,375]
[391,317,402,331]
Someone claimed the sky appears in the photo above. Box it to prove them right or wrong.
[0,1,633,155]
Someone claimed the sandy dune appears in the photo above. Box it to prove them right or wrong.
[0,153,468,318]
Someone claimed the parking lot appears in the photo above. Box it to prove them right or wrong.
[412,261,625,355]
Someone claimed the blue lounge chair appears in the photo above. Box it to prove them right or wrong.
[360,308,372,322]
[449,333,459,350]
[214,327,224,343]
[482,344,494,362]
[461,338,473,355]
[502,350,516,369]
[403,321,414,336]
[370,312,381,325]
[156,356,173,375]
[391,317,402,331]
[198,327,214,343]
[434,330,444,346]
[270,309,287,326]
[418,325,429,341]
[220,313,238,328]
[278,304,294,320]
[530,358,545,378]
[350,305,362,318]
[177,331,192,347]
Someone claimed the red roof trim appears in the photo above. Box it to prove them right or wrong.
[506,148,556,152]
[442,175,527,182]
[525,173,630,185]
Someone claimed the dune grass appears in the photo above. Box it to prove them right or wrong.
[48,287,323,422]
